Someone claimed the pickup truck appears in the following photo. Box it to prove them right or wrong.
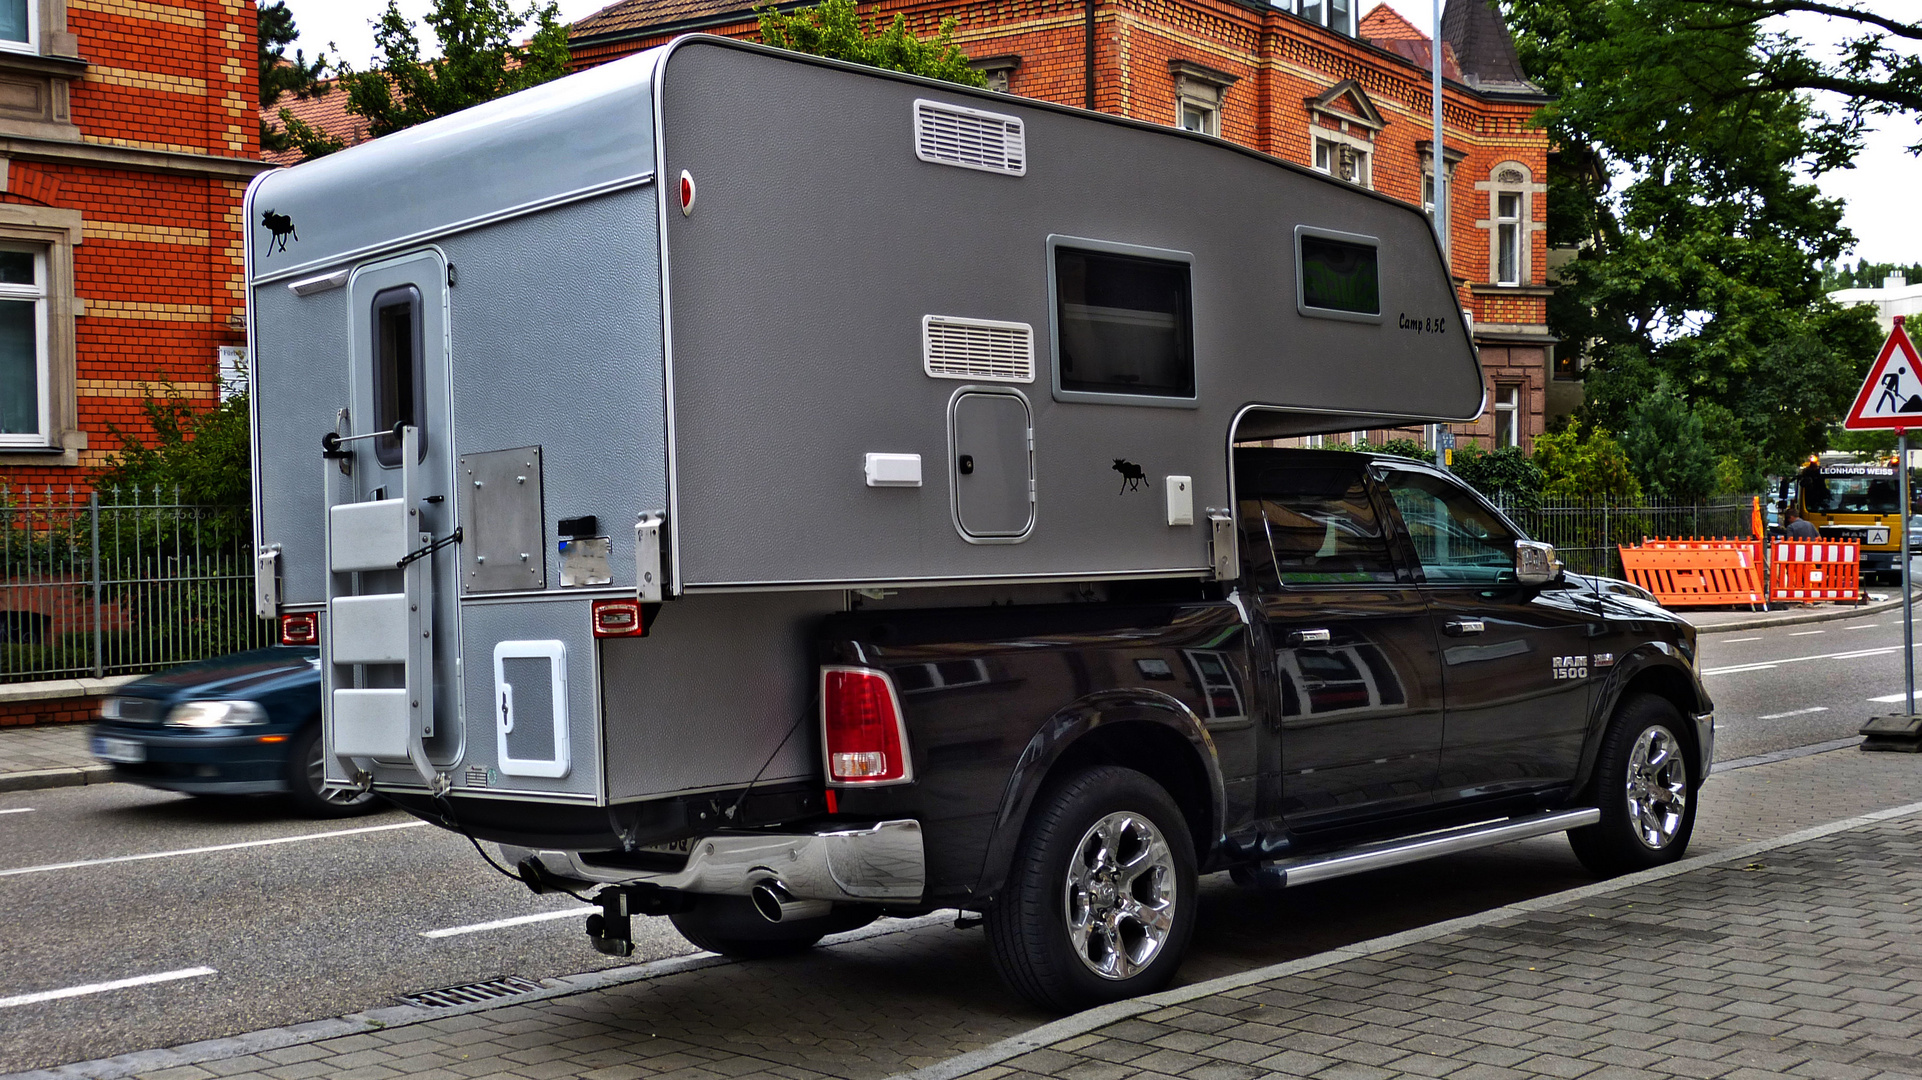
[504,447,1714,1011]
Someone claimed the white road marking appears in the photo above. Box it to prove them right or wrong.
[422,907,596,939]
[1755,706,1830,720]
[1869,691,1922,704]
[1722,637,1763,643]
[0,821,428,878]
[1790,630,1826,636]
[1702,642,1918,677]
[1847,624,1882,630]
[0,967,215,1009]
[0,808,34,815]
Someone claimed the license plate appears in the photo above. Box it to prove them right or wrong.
[637,837,697,856]
[92,736,145,764]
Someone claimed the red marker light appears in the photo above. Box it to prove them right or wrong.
[279,612,319,646]
[679,170,696,216]
[592,598,647,638]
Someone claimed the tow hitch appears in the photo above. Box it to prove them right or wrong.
[584,884,692,957]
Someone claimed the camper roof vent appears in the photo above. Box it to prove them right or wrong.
[914,99,1026,176]
[924,315,1035,383]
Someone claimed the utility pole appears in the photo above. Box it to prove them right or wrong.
[1429,0,1451,471]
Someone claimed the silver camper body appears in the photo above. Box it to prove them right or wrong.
[245,36,1483,813]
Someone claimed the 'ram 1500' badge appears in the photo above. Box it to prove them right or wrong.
[1552,655,1590,680]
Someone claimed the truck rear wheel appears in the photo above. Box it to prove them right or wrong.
[986,766,1197,1012]
[669,896,877,960]
[1567,693,1697,876]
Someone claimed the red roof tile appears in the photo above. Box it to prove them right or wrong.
[1358,3,1423,40]
[260,77,373,165]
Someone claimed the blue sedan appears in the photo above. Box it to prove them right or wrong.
[90,647,378,817]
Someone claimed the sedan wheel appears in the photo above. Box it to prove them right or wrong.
[287,724,379,818]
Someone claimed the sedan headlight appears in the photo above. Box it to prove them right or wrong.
[165,700,268,728]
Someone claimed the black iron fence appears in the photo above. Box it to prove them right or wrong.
[1493,494,1762,579]
[1,486,271,684]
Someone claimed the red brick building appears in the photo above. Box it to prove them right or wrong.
[0,0,265,488]
[569,0,1557,450]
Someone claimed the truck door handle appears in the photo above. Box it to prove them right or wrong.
[1444,619,1486,636]
[1287,629,1332,645]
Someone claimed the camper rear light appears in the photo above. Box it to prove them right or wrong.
[821,666,912,785]
[591,599,647,637]
[279,612,319,646]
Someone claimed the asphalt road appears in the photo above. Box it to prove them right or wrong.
[0,610,1902,1074]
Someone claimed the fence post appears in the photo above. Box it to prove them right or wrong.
[90,490,102,679]
[1603,503,1612,577]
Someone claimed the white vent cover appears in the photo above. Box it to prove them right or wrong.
[924,315,1035,383]
[914,99,1026,176]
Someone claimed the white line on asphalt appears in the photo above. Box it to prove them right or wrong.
[0,808,33,815]
[1722,637,1763,643]
[0,821,428,878]
[1755,706,1829,720]
[421,907,597,939]
[1702,641,1920,677]
[0,967,215,1009]
[1790,630,1826,636]
[1868,691,1922,704]
[1847,624,1882,629]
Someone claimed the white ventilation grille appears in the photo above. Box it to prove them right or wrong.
[924,316,1035,383]
[914,99,1026,176]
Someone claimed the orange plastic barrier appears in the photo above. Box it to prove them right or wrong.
[1639,536,1764,567]
[1768,540,1861,603]
[1619,545,1766,608]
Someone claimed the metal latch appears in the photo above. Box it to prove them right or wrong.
[254,545,281,619]
[1206,508,1237,581]
[635,513,665,603]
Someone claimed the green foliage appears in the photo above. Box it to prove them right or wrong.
[756,0,988,87]
[1506,0,1889,480]
[1822,260,1922,292]
[1450,444,1547,508]
[93,385,252,508]
[258,1,329,154]
[1532,425,1643,502]
[300,0,570,158]
[1619,385,1719,500]
[1344,437,1435,464]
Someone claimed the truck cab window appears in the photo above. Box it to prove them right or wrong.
[372,284,425,467]
[1381,471,1517,584]
[1236,462,1399,589]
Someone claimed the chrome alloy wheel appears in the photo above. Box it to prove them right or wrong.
[1063,811,1178,980]
[1624,724,1688,849]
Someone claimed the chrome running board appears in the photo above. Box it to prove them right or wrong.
[1249,808,1600,889]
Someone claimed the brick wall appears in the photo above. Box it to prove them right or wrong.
[0,694,95,727]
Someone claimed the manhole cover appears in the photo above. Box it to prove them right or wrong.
[399,975,545,1008]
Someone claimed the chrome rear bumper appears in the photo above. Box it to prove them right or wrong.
[502,818,925,905]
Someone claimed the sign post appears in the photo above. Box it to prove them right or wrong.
[1844,316,1922,745]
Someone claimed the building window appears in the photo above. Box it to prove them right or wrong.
[1170,60,1236,139]
[970,55,1019,94]
[1282,0,1354,36]
[0,0,33,49]
[1180,100,1216,136]
[1493,384,1521,447]
[0,245,48,446]
[1479,162,1535,287]
[1495,192,1521,286]
[1553,347,1580,381]
[1313,138,1369,186]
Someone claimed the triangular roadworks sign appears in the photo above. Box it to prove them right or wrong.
[1845,317,1922,431]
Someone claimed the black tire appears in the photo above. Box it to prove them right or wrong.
[669,896,877,959]
[1567,693,1697,876]
[986,766,1198,1012]
[285,724,380,818]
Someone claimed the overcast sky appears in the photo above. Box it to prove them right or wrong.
[276,0,1918,266]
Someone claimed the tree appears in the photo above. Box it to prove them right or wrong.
[1506,0,1884,481]
[293,0,570,159]
[1620,385,1720,500]
[94,386,252,507]
[258,1,329,154]
[756,0,987,87]
[1533,425,1643,502]
[1451,444,1547,508]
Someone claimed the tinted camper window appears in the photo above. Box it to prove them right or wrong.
[1296,228,1380,320]
[1053,244,1195,402]
[372,285,424,466]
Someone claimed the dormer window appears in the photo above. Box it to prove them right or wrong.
[1278,0,1354,36]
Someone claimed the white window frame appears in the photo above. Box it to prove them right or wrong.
[1311,132,1372,188]
[0,245,50,447]
[1283,0,1353,36]
[1179,99,1218,137]
[1495,192,1522,286]
[1493,384,1521,448]
[0,0,38,53]
[1477,161,1541,288]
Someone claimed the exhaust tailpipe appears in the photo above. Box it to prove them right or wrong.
[751,880,833,923]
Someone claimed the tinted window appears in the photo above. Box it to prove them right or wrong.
[1055,247,1195,399]
[1300,234,1379,315]
[1382,471,1518,584]
[1239,464,1399,587]
[372,285,424,467]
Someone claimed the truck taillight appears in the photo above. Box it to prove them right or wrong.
[820,666,912,785]
[279,612,318,646]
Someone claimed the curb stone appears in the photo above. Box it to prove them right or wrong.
[1689,589,1918,634]
[0,764,113,795]
[893,795,1922,1080]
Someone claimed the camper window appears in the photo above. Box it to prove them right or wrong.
[1295,227,1380,322]
[1049,239,1195,405]
[372,284,425,467]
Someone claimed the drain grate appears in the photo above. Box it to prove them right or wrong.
[399,975,545,1009]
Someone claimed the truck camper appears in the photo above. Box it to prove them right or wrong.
[248,36,1713,1010]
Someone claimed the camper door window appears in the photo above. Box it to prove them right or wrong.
[1051,241,1195,404]
[372,285,425,466]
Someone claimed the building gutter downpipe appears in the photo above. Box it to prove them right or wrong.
[1085,0,1096,110]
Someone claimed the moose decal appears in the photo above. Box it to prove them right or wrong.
[1112,458,1149,494]
[259,210,298,255]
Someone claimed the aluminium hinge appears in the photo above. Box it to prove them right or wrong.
[1206,508,1237,581]
[254,545,281,619]
[635,512,665,603]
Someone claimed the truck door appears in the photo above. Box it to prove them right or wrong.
[1376,467,1593,800]
[1234,450,1444,832]
[322,249,460,790]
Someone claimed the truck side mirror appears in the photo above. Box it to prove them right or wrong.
[1514,539,1563,586]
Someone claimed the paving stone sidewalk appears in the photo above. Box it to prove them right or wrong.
[0,722,107,793]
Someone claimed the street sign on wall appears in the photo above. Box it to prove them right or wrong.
[1844,316,1922,430]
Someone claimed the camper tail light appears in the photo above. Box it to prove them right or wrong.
[279,612,319,646]
[820,666,912,785]
[591,598,648,637]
